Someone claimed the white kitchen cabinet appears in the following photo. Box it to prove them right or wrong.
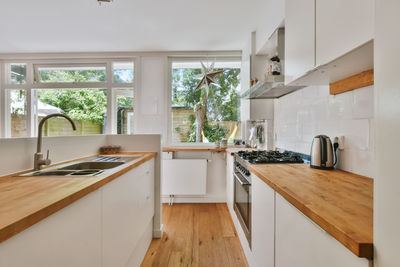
[275,194,370,267]
[0,159,155,267]
[285,0,315,84]
[252,175,275,267]
[316,0,374,66]
[226,153,234,214]
[0,190,102,267]
[102,159,154,267]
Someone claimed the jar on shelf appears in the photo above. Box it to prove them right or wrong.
[270,55,281,75]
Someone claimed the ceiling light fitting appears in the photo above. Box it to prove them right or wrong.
[97,0,113,6]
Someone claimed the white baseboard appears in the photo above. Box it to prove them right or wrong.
[153,224,164,238]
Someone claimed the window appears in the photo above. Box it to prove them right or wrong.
[114,88,134,134]
[35,64,107,83]
[1,59,134,138]
[113,62,134,83]
[8,64,27,85]
[7,89,27,137]
[170,60,241,144]
[34,89,107,136]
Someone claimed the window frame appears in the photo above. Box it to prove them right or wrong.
[167,56,242,146]
[0,58,135,138]
[113,88,134,134]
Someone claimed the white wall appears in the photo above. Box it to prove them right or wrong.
[274,85,374,177]
[374,0,400,266]
[135,56,168,141]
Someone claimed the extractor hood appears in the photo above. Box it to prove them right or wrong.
[241,76,305,99]
[241,28,305,99]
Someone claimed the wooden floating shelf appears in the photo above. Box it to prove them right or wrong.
[330,69,374,95]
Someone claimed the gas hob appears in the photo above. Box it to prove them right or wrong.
[234,150,304,166]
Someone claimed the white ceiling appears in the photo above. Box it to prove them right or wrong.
[0,0,269,53]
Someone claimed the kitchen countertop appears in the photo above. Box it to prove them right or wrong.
[162,146,253,153]
[249,164,373,259]
[163,146,226,152]
[0,152,157,243]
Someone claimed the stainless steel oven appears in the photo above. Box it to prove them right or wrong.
[233,160,251,248]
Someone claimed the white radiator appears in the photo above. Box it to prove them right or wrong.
[162,159,207,195]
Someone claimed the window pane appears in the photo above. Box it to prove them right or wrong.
[36,88,107,136]
[113,62,134,83]
[37,66,106,83]
[115,88,133,134]
[171,61,241,143]
[8,64,27,84]
[8,89,27,137]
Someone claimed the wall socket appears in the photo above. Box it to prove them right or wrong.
[335,136,345,150]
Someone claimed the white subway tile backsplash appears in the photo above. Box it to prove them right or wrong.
[295,142,311,155]
[327,91,353,120]
[317,85,330,97]
[337,149,375,178]
[274,85,375,178]
[352,85,374,119]
[341,119,370,150]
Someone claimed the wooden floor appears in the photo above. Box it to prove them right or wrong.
[141,203,249,267]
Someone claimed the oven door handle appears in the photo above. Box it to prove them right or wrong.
[234,172,251,186]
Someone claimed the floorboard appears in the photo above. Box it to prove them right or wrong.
[141,203,249,267]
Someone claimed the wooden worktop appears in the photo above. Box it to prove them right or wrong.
[163,146,226,152]
[162,146,252,153]
[0,152,157,243]
[249,164,373,259]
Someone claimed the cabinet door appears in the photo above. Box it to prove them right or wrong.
[285,0,316,84]
[0,190,102,267]
[316,0,374,66]
[252,175,275,267]
[102,161,153,267]
[226,154,234,213]
[275,194,370,267]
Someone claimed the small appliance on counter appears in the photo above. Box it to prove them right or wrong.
[310,135,338,170]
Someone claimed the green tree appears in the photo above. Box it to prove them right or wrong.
[172,67,241,142]
[37,69,107,123]
[38,89,107,123]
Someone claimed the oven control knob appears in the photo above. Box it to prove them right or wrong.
[246,170,251,176]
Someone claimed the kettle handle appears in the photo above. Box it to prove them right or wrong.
[320,136,327,165]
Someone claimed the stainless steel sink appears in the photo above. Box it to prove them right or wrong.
[30,169,104,177]
[17,155,142,177]
[30,170,76,176]
[59,161,124,170]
